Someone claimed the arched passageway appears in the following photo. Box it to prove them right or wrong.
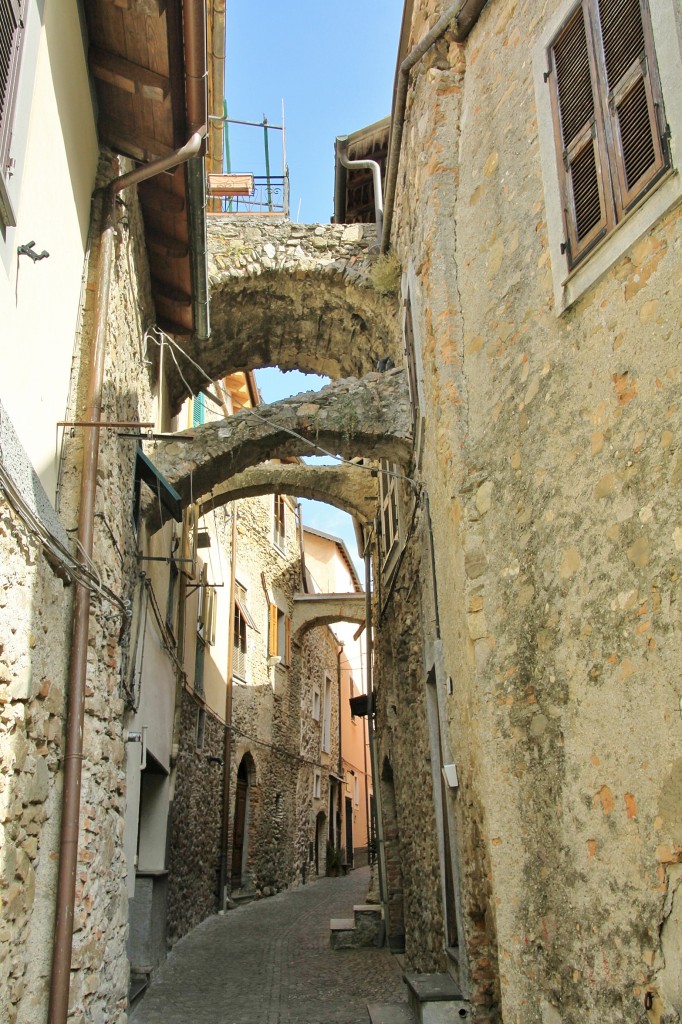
[142,369,411,525]
[165,220,399,411]
[198,463,378,526]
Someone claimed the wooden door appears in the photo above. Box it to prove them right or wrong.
[231,768,248,886]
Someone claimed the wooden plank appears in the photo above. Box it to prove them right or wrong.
[100,0,166,16]
[89,47,170,102]
[101,117,174,160]
[156,315,192,338]
[146,229,189,259]
[151,277,192,307]
[207,173,254,197]
[138,182,186,213]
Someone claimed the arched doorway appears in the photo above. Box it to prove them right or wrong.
[231,754,255,889]
[314,810,326,876]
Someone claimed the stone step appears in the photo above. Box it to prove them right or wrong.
[330,903,384,949]
[403,972,472,1024]
[367,1001,416,1024]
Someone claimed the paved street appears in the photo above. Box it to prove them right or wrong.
[131,867,408,1024]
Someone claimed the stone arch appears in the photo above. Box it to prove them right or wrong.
[142,369,412,528]
[166,220,399,411]
[199,463,378,526]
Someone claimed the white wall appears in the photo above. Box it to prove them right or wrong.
[0,0,98,502]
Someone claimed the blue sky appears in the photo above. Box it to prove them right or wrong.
[225,1,403,223]
[226,3,403,573]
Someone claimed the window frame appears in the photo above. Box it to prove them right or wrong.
[378,459,401,572]
[547,0,668,270]
[273,494,287,551]
[0,0,26,228]
[533,0,682,312]
[267,598,291,666]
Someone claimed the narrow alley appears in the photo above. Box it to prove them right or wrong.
[130,868,407,1024]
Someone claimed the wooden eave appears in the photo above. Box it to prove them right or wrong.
[84,0,196,336]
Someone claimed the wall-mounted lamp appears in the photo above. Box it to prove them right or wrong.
[206,755,224,767]
[17,241,49,262]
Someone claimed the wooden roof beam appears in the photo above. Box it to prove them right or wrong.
[90,47,171,103]
[101,119,174,162]
[151,278,192,307]
[146,230,189,259]
[99,0,166,15]
[138,183,186,214]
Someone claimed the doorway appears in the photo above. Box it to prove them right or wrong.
[345,796,354,868]
[231,756,251,888]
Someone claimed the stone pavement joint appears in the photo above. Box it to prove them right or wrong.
[131,867,408,1024]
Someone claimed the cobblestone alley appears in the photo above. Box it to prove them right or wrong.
[130,867,407,1024]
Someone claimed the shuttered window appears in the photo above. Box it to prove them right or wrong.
[548,0,668,268]
[0,0,24,176]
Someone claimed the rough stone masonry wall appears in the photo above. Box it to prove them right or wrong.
[166,691,224,944]
[375,502,446,974]
[0,497,70,1024]
[294,625,341,877]
[38,152,156,1024]
[393,2,682,1023]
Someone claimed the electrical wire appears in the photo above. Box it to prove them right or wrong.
[143,324,420,492]
[0,461,130,616]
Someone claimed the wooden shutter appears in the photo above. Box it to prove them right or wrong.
[268,602,278,657]
[0,0,24,171]
[594,0,667,215]
[548,1,612,266]
[284,615,291,666]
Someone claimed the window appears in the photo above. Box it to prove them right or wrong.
[194,564,216,697]
[312,686,321,721]
[233,583,248,680]
[378,459,400,567]
[273,494,286,550]
[547,0,668,269]
[354,776,359,807]
[313,771,321,800]
[267,599,291,665]
[192,392,205,426]
[0,0,25,226]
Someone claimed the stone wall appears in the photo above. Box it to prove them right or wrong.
[374,505,446,972]
[0,496,70,1024]
[391,2,682,1022]
[166,691,224,944]
[0,151,159,1023]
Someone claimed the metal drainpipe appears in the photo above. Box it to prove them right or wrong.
[219,505,237,909]
[337,643,343,787]
[48,127,206,1024]
[381,0,489,252]
[364,546,390,939]
[183,0,211,341]
[335,136,383,247]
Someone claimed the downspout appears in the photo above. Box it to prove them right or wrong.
[184,0,211,340]
[48,127,206,1024]
[337,643,343,786]
[335,135,383,246]
[381,0,489,252]
[219,505,237,909]
[364,546,389,939]
[209,0,226,178]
